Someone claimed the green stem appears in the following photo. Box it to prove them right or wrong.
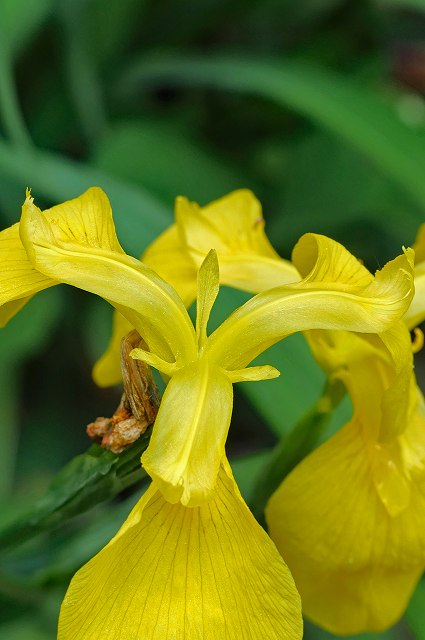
[0,42,32,147]
[250,379,345,525]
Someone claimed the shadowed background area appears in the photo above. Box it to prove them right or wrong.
[0,0,424,638]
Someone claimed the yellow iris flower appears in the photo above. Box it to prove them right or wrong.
[267,324,425,634]
[100,189,425,635]
[0,188,414,638]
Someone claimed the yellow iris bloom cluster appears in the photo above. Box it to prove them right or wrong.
[0,187,423,638]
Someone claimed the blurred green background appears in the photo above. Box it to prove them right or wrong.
[1,0,425,637]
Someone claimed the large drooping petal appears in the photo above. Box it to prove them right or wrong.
[204,234,414,370]
[266,406,425,635]
[20,188,197,365]
[0,221,57,326]
[139,360,233,506]
[58,462,302,640]
[175,190,299,292]
[267,317,425,634]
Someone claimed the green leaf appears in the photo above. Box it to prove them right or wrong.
[268,131,422,254]
[33,491,144,583]
[0,0,54,58]
[116,54,425,237]
[85,0,147,64]
[0,289,62,363]
[0,139,171,255]
[93,119,249,206]
[0,290,63,498]
[240,334,325,437]
[0,432,151,551]
[0,619,50,640]
[231,450,272,503]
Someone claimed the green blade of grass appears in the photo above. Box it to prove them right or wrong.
[0,139,170,255]
[117,54,425,236]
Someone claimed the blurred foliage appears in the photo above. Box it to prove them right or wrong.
[1,0,425,636]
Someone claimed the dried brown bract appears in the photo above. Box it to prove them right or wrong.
[87,330,160,453]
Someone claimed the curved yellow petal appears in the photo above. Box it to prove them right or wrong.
[196,250,219,349]
[141,360,233,506]
[20,188,197,365]
[406,260,425,329]
[413,222,425,264]
[292,232,373,286]
[176,190,299,292]
[403,223,425,328]
[266,412,425,635]
[307,320,417,518]
[142,223,198,306]
[0,221,56,325]
[92,226,198,387]
[205,234,414,370]
[59,463,302,640]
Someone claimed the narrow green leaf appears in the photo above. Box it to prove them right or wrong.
[0,432,150,551]
[58,0,107,144]
[0,289,62,363]
[117,54,425,236]
[93,120,249,205]
[269,131,422,253]
[0,139,171,255]
[0,291,62,498]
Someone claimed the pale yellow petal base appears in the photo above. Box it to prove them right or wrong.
[59,463,302,640]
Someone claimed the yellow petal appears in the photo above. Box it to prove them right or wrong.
[141,360,233,506]
[412,222,425,264]
[59,463,302,640]
[20,188,197,365]
[176,190,299,292]
[142,223,198,306]
[225,364,280,383]
[196,249,219,349]
[308,319,418,517]
[0,221,56,325]
[92,227,197,387]
[403,224,425,328]
[405,260,425,329]
[292,232,373,286]
[266,414,425,635]
[205,234,414,370]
